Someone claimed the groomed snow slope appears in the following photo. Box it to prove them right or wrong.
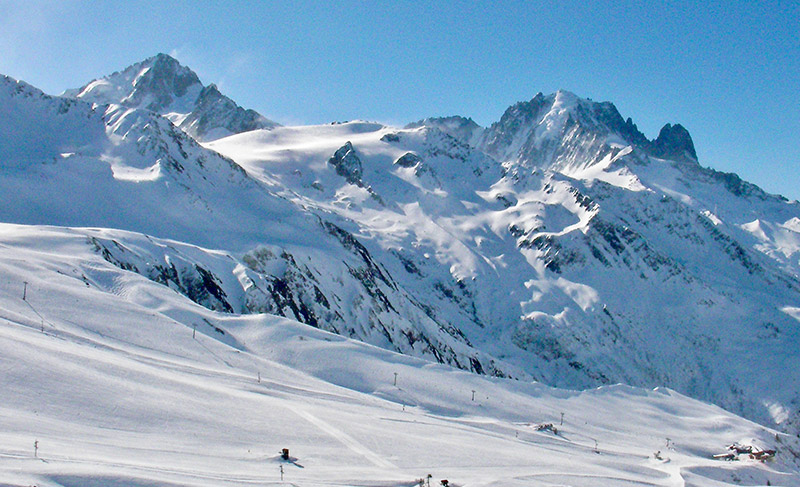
[1,223,799,487]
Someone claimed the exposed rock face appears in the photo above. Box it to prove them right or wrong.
[85,225,504,378]
[650,123,698,160]
[394,152,423,168]
[419,92,698,177]
[118,53,201,111]
[478,92,550,162]
[328,141,364,185]
[181,83,275,140]
[476,91,655,173]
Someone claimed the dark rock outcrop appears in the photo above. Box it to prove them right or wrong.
[328,142,364,186]
[650,123,697,160]
[394,152,423,168]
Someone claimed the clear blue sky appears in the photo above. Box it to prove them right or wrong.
[2,1,798,199]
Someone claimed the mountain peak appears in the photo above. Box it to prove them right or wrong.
[150,52,180,64]
[477,90,705,173]
[63,54,278,141]
[64,54,201,113]
[127,54,201,111]
[651,123,697,160]
[479,90,649,169]
[138,52,183,72]
[551,89,580,107]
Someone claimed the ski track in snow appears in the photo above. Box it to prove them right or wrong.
[292,408,399,471]
[0,246,798,486]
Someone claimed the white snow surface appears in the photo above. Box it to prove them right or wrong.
[4,60,800,487]
[1,223,798,487]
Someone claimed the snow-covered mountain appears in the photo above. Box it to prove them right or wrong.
[3,53,800,465]
[62,53,279,141]
[477,90,697,169]
[207,111,800,436]
[0,73,508,378]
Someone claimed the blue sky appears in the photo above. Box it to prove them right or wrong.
[2,1,798,199]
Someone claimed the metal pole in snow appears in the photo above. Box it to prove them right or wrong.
[193,324,196,339]
[560,412,564,425]
[258,371,261,383]
[34,440,38,458]
[23,281,27,301]
[393,372,398,386]
[280,464,284,481]
[471,390,476,401]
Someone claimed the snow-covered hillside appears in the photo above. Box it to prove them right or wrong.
[208,115,800,436]
[0,74,509,379]
[2,53,800,483]
[1,223,798,487]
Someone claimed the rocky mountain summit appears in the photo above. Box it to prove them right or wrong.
[650,122,697,160]
[62,53,278,141]
[415,91,699,173]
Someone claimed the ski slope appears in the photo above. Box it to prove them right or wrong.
[1,223,798,487]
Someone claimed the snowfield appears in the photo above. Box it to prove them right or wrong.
[1,223,798,487]
[2,53,800,485]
